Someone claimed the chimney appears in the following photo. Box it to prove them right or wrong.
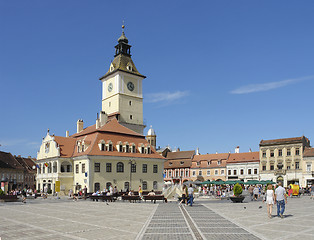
[96,113,100,129]
[196,147,200,155]
[77,119,84,133]
[235,146,240,153]
[249,148,252,152]
[216,151,218,154]
[100,111,108,127]
[66,130,69,137]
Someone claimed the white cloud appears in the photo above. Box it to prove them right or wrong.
[145,91,190,103]
[230,75,314,94]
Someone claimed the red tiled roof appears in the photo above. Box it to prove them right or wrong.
[166,150,195,160]
[260,136,310,146]
[227,152,259,163]
[71,118,143,138]
[304,148,314,157]
[0,151,24,169]
[54,136,77,158]
[193,153,229,162]
[164,159,192,169]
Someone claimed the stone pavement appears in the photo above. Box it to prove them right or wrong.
[0,196,313,240]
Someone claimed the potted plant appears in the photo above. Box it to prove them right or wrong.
[230,183,245,203]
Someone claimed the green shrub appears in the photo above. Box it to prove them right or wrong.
[0,189,4,195]
[233,183,243,196]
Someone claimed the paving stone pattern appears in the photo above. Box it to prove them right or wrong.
[141,203,194,240]
[140,203,261,240]
[184,204,260,240]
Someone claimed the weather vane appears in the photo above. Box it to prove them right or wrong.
[122,20,125,33]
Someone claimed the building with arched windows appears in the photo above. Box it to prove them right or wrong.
[36,27,164,194]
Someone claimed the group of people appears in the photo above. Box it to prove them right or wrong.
[263,182,287,219]
[179,184,195,206]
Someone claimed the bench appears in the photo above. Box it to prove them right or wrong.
[0,195,18,202]
[90,195,115,202]
[143,195,165,203]
[121,195,141,203]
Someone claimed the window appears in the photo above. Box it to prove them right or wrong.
[254,169,258,174]
[109,102,111,107]
[287,149,291,156]
[196,162,200,166]
[53,163,57,173]
[295,148,300,156]
[262,151,266,158]
[117,162,124,172]
[106,163,112,172]
[207,170,210,176]
[141,147,144,153]
[198,170,202,176]
[119,145,123,152]
[295,162,300,169]
[180,161,184,165]
[270,165,274,170]
[142,164,147,173]
[76,164,79,174]
[207,161,210,166]
[169,171,172,177]
[108,143,113,151]
[307,164,311,172]
[180,170,183,176]
[262,165,266,171]
[240,169,244,175]
[132,145,136,153]
[125,145,129,153]
[185,170,189,177]
[130,115,133,120]
[233,170,237,175]
[82,163,85,173]
[221,170,225,175]
[192,171,196,176]
[228,170,231,175]
[270,151,274,157]
[278,149,282,156]
[94,163,100,172]
[142,181,147,190]
[153,165,158,173]
[248,169,252,175]
[217,160,221,165]
[147,147,151,154]
[101,143,105,151]
[94,182,100,192]
[287,165,291,170]
[129,101,132,106]
[214,170,218,175]
[153,181,158,190]
[131,163,136,173]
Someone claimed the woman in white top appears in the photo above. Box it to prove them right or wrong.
[263,184,275,218]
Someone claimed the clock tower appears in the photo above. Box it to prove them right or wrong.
[99,26,146,134]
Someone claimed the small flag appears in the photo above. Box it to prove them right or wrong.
[44,163,48,167]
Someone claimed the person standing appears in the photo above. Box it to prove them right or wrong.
[263,185,275,218]
[83,186,87,200]
[253,185,259,201]
[187,184,194,206]
[275,182,287,218]
[248,185,254,201]
[138,185,143,200]
[310,185,314,200]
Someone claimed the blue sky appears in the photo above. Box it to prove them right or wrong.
[1,1,314,157]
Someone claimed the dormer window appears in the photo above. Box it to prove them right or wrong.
[126,63,133,71]
[108,142,113,151]
[196,162,200,166]
[101,143,105,151]
[207,161,210,166]
[169,162,172,166]
[110,63,115,72]
[180,161,184,165]
[218,160,221,165]
[117,141,123,152]
[147,147,151,154]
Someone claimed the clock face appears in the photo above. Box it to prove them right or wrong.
[108,83,113,92]
[127,82,134,91]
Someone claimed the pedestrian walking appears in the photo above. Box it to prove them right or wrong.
[263,184,275,218]
[138,185,143,200]
[310,185,314,200]
[83,186,87,200]
[179,185,187,205]
[275,182,287,218]
[253,185,259,200]
[187,184,194,206]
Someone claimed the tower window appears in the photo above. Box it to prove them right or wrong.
[129,101,132,106]
[109,102,111,107]
[130,115,133,120]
